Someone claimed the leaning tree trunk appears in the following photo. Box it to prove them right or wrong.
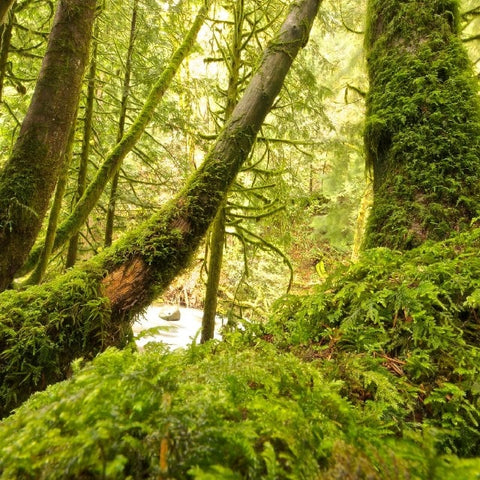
[0,0,96,291]
[363,0,480,250]
[0,0,321,418]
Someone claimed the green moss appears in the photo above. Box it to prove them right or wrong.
[0,265,132,418]
[363,0,480,249]
[2,343,479,479]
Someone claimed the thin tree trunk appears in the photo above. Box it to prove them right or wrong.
[105,0,138,248]
[0,1,14,102]
[0,0,96,291]
[65,23,99,269]
[201,0,244,343]
[201,205,226,343]
[0,0,321,417]
[22,0,212,275]
[363,0,480,250]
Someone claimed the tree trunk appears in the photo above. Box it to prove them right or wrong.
[0,0,96,291]
[201,0,244,343]
[105,0,138,248]
[0,0,321,418]
[363,0,480,250]
[26,111,78,285]
[0,0,15,24]
[22,0,212,275]
[0,1,14,102]
[201,205,226,343]
[66,23,99,269]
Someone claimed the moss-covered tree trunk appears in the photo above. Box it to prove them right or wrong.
[201,0,244,343]
[0,0,96,291]
[0,1,14,102]
[363,0,480,250]
[201,205,226,343]
[0,0,321,417]
[26,112,79,285]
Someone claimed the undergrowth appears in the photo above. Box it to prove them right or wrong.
[1,342,479,479]
[0,230,480,478]
[261,227,480,456]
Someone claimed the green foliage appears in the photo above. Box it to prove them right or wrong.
[264,228,480,455]
[2,341,479,479]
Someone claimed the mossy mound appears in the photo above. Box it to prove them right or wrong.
[263,228,480,455]
[0,266,131,419]
[1,343,479,479]
[1,230,480,477]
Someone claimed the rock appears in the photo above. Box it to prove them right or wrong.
[158,305,181,321]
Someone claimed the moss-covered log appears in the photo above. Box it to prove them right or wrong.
[0,0,321,418]
[0,0,96,291]
[363,0,480,250]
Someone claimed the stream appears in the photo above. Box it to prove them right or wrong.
[133,305,224,350]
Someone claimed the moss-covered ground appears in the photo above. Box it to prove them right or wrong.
[1,228,480,478]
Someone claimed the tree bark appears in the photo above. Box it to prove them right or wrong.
[0,0,15,24]
[0,0,321,417]
[0,0,96,291]
[26,111,78,285]
[363,0,480,250]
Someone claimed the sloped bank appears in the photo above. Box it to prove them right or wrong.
[1,230,480,478]
[262,227,480,456]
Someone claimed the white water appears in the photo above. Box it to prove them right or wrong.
[133,305,224,350]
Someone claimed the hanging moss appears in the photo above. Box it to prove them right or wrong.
[363,0,480,249]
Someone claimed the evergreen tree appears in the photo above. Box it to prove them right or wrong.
[0,0,322,416]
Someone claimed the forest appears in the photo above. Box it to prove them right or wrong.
[0,0,480,477]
